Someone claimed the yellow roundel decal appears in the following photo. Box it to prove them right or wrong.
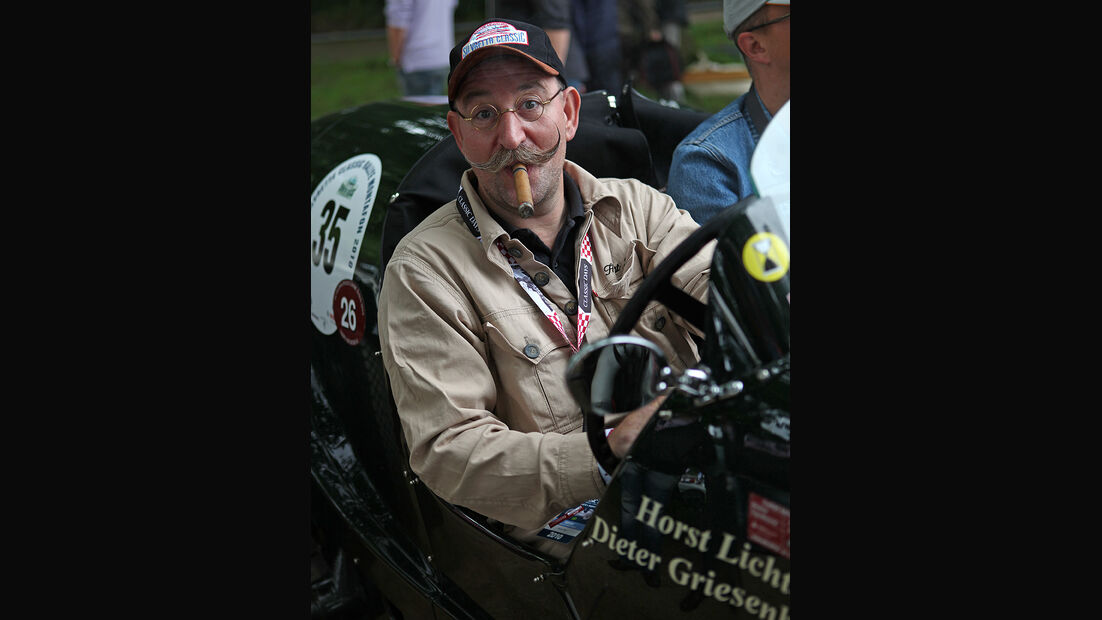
[741,232,790,282]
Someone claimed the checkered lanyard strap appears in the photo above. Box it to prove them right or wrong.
[457,187,594,353]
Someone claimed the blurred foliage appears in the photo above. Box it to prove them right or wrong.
[311,53,400,120]
[683,17,741,65]
[311,0,487,32]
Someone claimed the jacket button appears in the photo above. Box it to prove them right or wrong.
[564,300,578,315]
[523,344,540,358]
[533,272,550,286]
[654,316,666,330]
[509,247,523,258]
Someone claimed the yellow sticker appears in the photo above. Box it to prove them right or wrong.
[741,232,790,282]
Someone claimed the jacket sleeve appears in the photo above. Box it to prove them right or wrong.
[666,140,744,227]
[531,0,572,30]
[383,0,413,29]
[625,179,714,305]
[378,251,606,530]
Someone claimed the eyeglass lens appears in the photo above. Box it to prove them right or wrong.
[466,88,563,130]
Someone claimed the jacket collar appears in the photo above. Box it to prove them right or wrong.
[564,160,626,239]
[743,84,772,142]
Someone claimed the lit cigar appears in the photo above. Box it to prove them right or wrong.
[512,164,534,219]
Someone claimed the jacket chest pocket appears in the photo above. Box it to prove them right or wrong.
[591,240,654,332]
[592,242,701,372]
[482,311,582,435]
[595,239,654,302]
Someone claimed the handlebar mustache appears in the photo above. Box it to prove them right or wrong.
[467,132,562,173]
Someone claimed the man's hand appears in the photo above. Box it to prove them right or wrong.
[386,26,406,67]
[607,398,663,459]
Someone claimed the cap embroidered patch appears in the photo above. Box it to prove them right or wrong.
[461,22,529,59]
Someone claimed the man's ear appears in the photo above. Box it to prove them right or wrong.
[736,32,769,64]
[447,110,465,151]
[562,85,581,141]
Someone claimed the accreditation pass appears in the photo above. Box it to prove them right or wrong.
[537,499,598,543]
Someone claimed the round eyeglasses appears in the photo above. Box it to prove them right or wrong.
[460,87,566,131]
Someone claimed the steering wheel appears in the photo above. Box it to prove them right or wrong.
[588,197,758,473]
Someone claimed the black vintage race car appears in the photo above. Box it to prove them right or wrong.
[309,86,790,620]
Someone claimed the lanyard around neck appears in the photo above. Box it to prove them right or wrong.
[457,186,593,353]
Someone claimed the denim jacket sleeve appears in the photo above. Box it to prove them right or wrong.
[666,95,761,224]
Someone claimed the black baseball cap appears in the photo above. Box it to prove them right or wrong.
[447,19,566,109]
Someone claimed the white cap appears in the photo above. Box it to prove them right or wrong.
[724,0,790,37]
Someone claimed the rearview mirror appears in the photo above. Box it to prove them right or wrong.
[566,336,671,417]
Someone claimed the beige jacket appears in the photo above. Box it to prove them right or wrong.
[378,161,712,536]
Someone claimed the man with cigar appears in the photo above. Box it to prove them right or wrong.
[378,18,711,559]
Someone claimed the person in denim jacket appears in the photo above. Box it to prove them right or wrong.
[666,0,789,223]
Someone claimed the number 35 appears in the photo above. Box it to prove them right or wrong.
[312,200,350,274]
